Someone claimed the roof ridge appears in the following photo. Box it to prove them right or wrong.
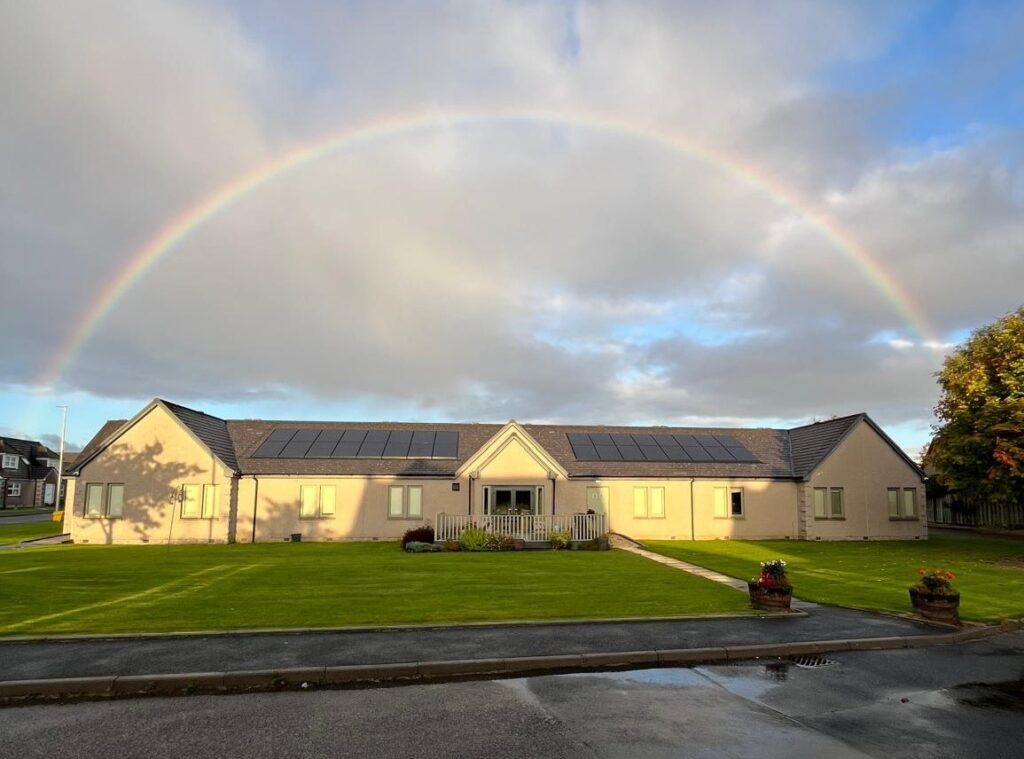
[787,412,866,432]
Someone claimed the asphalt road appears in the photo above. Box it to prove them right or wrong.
[2,632,1022,758]
[0,511,53,525]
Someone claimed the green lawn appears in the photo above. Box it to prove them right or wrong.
[645,532,1024,623]
[0,543,750,636]
[0,521,62,545]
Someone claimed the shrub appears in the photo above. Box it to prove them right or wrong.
[401,525,435,550]
[549,529,571,550]
[459,526,489,551]
[485,532,515,551]
[405,541,444,553]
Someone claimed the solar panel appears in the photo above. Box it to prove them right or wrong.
[610,433,634,446]
[253,439,288,457]
[693,435,719,447]
[653,434,679,447]
[672,435,699,447]
[281,439,314,457]
[568,432,592,447]
[589,433,613,446]
[356,441,386,458]
[662,446,691,461]
[595,445,622,460]
[631,434,656,446]
[267,428,297,441]
[684,446,712,461]
[382,431,413,457]
[433,431,460,458]
[714,434,742,448]
[618,445,644,461]
[331,441,362,457]
[572,444,598,460]
[702,445,734,461]
[640,446,668,461]
[315,429,343,443]
[305,440,338,457]
[729,448,760,462]
[291,429,320,442]
[408,431,436,457]
[341,429,367,442]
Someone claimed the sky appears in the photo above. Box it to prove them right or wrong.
[1,0,1022,457]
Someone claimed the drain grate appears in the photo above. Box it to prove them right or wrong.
[787,655,837,669]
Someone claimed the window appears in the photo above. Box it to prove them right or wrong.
[713,487,728,518]
[2,454,18,469]
[730,489,744,517]
[631,487,665,518]
[388,485,422,519]
[889,487,918,519]
[107,484,124,518]
[85,483,104,517]
[300,485,335,518]
[201,485,218,519]
[181,484,200,518]
[7,482,22,497]
[586,486,609,514]
[829,488,844,518]
[813,488,828,519]
[815,487,844,519]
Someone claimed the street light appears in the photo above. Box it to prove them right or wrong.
[56,406,68,508]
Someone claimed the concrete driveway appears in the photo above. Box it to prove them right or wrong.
[0,511,54,525]
[2,632,1022,758]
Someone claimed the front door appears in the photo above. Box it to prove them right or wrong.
[488,487,535,515]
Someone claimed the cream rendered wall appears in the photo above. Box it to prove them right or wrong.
[471,435,558,515]
[804,420,926,540]
[64,405,234,544]
[692,479,799,540]
[557,479,694,539]
[238,476,467,542]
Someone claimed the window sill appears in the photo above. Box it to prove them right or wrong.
[388,515,423,521]
[714,516,744,520]
[300,515,333,520]
[814,516,846,521]
[180,516,216,520]
[634,516,666,520]
[85,515,121,520]
[889,516,919,522]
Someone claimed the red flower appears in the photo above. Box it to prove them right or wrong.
[917,568,927,576]
[946,572,956,580]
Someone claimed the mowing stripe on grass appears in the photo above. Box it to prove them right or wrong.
[0,565,236,633]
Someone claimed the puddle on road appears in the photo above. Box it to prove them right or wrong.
[952,680,1024,712]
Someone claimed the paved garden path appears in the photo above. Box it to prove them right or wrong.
[609,534,819,609]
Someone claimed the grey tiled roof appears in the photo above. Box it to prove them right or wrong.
[788,414,864,478]
[70,400,920,482]
[162,401,240,472]
[65,421,126,475]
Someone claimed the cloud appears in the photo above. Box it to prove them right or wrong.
[1,0,1021,453]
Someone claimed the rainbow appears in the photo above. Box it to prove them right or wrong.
[37,106,940,393]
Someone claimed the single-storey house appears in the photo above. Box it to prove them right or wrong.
[62,399,926,544]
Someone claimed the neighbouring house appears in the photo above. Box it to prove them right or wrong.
[62,399,927,545]
[0,436,66,509]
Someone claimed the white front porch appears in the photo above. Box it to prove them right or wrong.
[435,512,607,543]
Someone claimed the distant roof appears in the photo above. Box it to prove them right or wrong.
[68,400,921,481]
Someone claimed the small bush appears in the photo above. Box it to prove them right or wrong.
[485,532,515,551]
[549,529,571,550]
[459,526,489,551]
[405,541,444,553]
[401,525,435,550]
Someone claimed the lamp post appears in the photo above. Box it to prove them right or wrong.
[56,406,68,508]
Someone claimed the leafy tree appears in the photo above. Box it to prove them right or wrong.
[925,307,1024,504]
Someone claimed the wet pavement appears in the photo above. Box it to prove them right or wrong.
[1,631,1022,758]
[0,605,942,681]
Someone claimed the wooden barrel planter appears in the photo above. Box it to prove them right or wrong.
[748,581,793,610]
[909,588,960,625]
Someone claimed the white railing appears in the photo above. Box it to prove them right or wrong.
[435,512,606,543]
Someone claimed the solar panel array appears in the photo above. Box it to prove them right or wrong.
[253,428,460,459]
[567,432,760,463]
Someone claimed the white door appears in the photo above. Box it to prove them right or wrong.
[44,483,56,506]
[587,486,609,514]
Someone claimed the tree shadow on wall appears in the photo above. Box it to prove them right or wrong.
[72,442,203,544]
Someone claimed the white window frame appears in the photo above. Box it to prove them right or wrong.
[889,487,917,519]
[829,487,844,519]
[7,481,22,497]
[107,484,125,518]
[632,486,665,519]
[85,483,104,517]
[202,484,219,519]
[813,487,828,519]
[300,484,336,519]
[729,488,744,518]
[2,454,18,469]
[181,484,200,518]
[388,484,423,520]
[814,486,844,519]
